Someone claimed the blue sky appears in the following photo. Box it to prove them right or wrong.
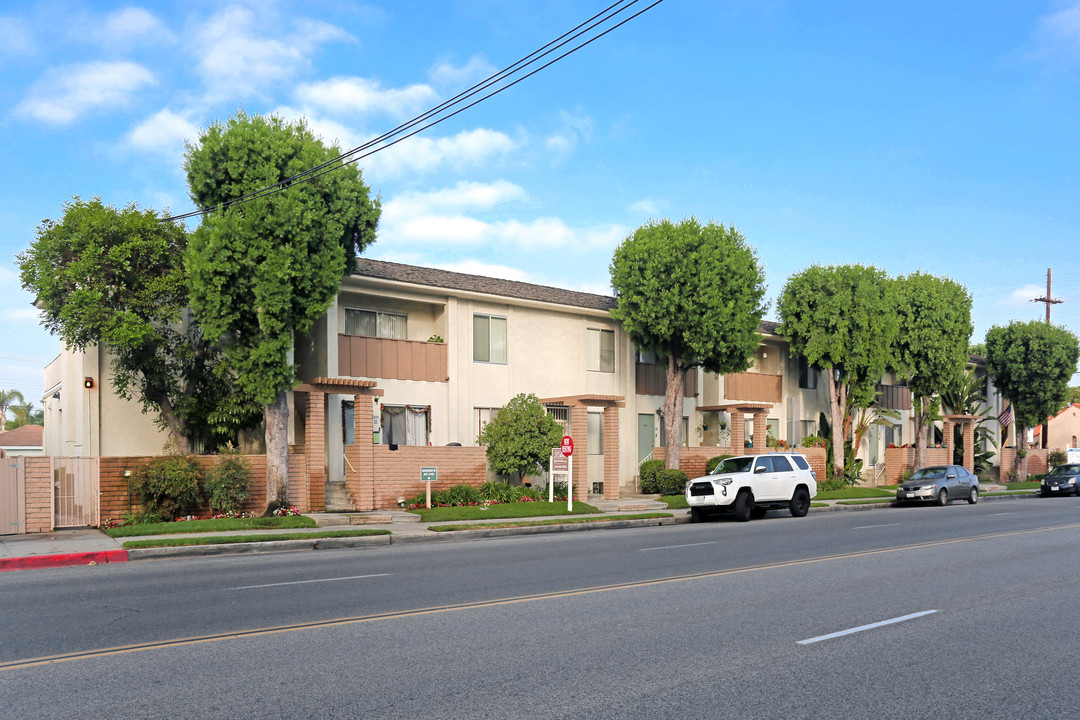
[2,0,1079,404]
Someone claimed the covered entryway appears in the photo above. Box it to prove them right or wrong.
[541,394,625,502]
[1,457,25,535]
[53,457,100,528]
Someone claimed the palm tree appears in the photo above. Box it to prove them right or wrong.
[11,402,43,428]
[0,388,26,432]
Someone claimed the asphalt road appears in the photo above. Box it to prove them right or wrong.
[3,495,1080,719]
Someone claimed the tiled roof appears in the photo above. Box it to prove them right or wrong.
[352,258,617,312]
[352,258,784,336]
[0,424,43,447]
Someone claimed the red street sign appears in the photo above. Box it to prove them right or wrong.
[561,435,574,457]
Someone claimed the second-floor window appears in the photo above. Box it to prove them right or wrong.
[588,328,615,373]
[473,314,507,363]
[798,356,817,389]
[345,309,407,340]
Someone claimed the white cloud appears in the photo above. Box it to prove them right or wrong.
[1027,2,1080,65]
[192,6,353,101]
[127,109,201,156]
[0,16,34,56]
[383,180,526,220]
[395,215,490,243]
[429,54,497,91]
[435,260,531,282]
[296,76,438,119]
[1007,284,1045,305]
[362,127,517,179]
[15,60,155,124]
[100,7,173,47]
[629,198,667,215]
[545,109,594,161]
[489,218,627,250]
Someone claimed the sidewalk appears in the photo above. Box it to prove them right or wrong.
[0,490,1037,572]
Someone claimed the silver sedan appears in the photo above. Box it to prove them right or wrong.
[896,465,979,506]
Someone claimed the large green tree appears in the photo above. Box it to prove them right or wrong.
[777,264,897,479]
[17,198,261,451]
[184,112,380,512]
[479,393,564,482]
[893,272,973,470]
[985,320,1079,480]
[610,217,766,470]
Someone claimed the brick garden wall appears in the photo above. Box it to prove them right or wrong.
[370,445,488,509]
[997,448,1048,481]
[883,447,951,485]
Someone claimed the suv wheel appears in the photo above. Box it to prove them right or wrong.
[734,490,754,522]
[968,487,979,505]
[936,488,948,506]
[789,487,810,517]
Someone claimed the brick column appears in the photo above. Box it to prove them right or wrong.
[345,395,375,511]
[305,392,326,512]
[730,410,745,452]
[603,406,620,500]
[943,419,954,467]
[962,420,975,473]
[23,457,54,533]
[570,405,588,504]
[752,412,768,454]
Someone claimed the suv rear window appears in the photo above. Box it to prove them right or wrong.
[770,456,793,472]
[791,455,809,470]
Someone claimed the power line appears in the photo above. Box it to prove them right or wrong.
[162,0,666,223]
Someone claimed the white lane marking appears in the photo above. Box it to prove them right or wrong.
[853,523,899,530]
[231,573,390,590]
[798,610,937,645]
[989,512,1014,517]
[638,541,717,552]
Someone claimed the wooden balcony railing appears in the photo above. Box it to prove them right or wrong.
[723,372,782,403]
[635,363,698,397]
[338,335,448,383]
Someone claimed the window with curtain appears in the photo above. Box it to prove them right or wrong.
[473,314,507,363]
[587,328,615,372]
[380,405,430,446]
[345,308,407,339]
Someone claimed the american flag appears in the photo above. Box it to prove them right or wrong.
[998,404,1013,427]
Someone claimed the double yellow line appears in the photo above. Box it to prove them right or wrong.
[4,521,1078,672]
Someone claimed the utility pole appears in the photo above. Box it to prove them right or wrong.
[1031,268,1063,448]
[1032,267,1062,323]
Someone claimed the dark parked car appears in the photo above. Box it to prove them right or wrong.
[896,465,979,506]
[1041,464,1080,496]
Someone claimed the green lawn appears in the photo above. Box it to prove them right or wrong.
[411,500,600,523]
[1004,481,1040,490]
[837,498,896,505]
[429,513,672,532]
[104,515,317,538]
[814,487,896,500]
[659,495,688,509]
[122,528,389,549]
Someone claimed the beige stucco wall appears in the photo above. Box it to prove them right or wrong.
[1049,405,1080,450]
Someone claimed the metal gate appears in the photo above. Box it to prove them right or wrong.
[53,457,100,528]
[1,457,25,535]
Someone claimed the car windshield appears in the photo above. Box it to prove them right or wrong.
[1048,464,1080,477]
[713,457,754,474]
[909,467,946,480]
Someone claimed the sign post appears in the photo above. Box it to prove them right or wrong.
[561,435,574,511]
[421,466,437,509]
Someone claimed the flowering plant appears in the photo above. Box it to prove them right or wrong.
[272,505,301,517]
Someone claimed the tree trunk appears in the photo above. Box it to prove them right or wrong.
[912,396,927,471]
[1014,423,1028,482]
[264,389,290,514]
[826,368,846,480]
[663,355,685,470]
[156,397,191,454]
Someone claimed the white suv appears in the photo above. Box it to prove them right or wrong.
[685,453,817,522]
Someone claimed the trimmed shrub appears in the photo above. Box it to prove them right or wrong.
[128,454,204,521]
[639,459,666,493]
[205,448,251,514]
[657,468,689,496]
[706,454,733,474]
[1049,449,1067,467]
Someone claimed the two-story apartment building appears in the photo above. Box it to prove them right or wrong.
[42,258,1008,509]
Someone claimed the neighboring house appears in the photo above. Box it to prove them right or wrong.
[0,424,44,457]
[1033,403,1080,450]
[41,258,1005,507]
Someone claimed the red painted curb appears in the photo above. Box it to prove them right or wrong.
[0,550,129,572]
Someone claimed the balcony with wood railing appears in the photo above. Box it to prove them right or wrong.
[723,372,782,403]
[635,363,698,397]
[338,335,448,383]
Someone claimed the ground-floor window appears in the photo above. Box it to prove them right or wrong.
[381,404,431,446]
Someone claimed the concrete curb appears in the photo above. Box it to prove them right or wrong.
[395,515,690,543]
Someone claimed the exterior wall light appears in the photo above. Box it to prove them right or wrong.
[84,377,94,389]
